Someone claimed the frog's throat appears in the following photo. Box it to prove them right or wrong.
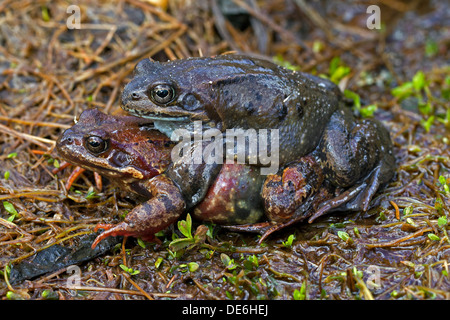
[153,119,192,138]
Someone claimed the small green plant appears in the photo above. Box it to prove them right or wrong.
[391,70,448,132]
[337,230,353,244]
[220,253,237,271]
[243,255,259,271]
[438,175,449,195]
[169,214,206,252]
[85,187,99,200]
[178,262,199,273]
[343,89,377,118]
[119,264,140,276]
[427,233,440,241]
[273,54,300,71]
[437,216,447,228]
[337,230,350,241]
[425,39,438,57]
[282,234,295,248]
[74,187,100,200]
[293,281,307,300]
[403,205,414,216]
[328,57,351,84]
[154,257,164,269]
[41,289,59,300]
[3,201,18,222]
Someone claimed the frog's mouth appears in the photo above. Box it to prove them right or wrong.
[139,114,189,122]
[126,109,190,122]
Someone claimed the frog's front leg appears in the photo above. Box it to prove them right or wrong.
[309,107,395,221]
[91,175,185,249]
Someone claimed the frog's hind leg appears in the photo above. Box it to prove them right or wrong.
[311,107,395,222]
[308,163,385,223]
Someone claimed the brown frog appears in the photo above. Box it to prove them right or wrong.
[57,109,337,247]
[121,54,396,222]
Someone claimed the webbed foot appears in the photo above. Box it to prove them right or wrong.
[308,164,385,223]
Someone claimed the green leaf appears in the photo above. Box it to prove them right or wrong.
[3,201,18,215]
[282,234,295,248]
[391,81,414,100]
[220,253,237,270]
[418,101,432,116]
[293,282,307,300]
[337,231,351,242]
[220,253,231,266]
[360,104,377,118]
[169,237,194,252]
[412,71,426,91]
[41,289,59,300]
[420,115,435,132]
[243,255,259,270]
[85,188,99,200]
[403,206,414,215]
[177,214,192,238]
[312,40,324,53]
[155,257,163,269]
[41,6,50,22]
[344,90,361,109]
[330,65,351,83]
[119,264,140,275]
[425,39,438,57]
[137,238,146,248]
[187,262,199,272]
[273,54,300,71]
[7,152,17,159]
[329,57,341,76]
[437,216,447,228]
[6,291,25,300]
[4,171,10,180]
[428,233,440,241]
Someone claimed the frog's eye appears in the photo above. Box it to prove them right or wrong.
[150,84,175,105]
[85,136,108,154]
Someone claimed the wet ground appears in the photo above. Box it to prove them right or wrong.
[0,0,449,300]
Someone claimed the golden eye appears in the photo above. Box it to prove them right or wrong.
[150,84,175,105]
[85,136,108,154]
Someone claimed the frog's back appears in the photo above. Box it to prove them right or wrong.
[205,55,343,164]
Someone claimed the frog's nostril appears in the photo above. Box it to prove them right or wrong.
[131,92,141,100]
[61,135,73,145]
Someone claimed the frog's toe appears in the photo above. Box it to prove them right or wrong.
[223,219,303,244]
[223,222,280,244]
[92,222,136,249]
[308,165,384,223]
[223,222,273,234]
